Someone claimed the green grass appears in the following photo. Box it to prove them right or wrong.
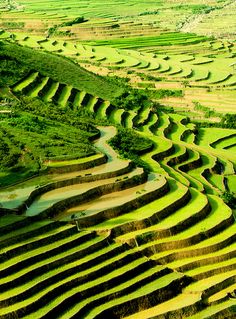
[1,42,123,100]
[86,33,208,49]
[0,220,52,244]
[187,299,236,319]
[0,110,97,187]
[167,242,236,271]
[28,76,49,98]
[124,292,200,319]
[0,214,26,228]
[227,175,236,194]
[45,153,103,167]
[184,269,236,293]
[13,72,39,91]
[57,85,72,107]
[197,128,236,147]
[185,257,236,278]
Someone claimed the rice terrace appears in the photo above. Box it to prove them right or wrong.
[0,0,236,318]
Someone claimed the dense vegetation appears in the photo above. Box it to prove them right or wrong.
[0,98,99,186]
[109,127,153,171]
[0,54,30,86]
[112,89,152,111]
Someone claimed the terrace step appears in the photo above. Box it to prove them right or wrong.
[141,195,233,255]
[12,71,39,92]
[42,260,169,318]
[208,282,236,304]
[0,214,28,234]
[67,87,79,106]
[86,271,189,319]
[113,179,190,239]
[138,188,210,242]
[123,292,202,319]
[0,242,141,307]
[160,162,191,186]
[166,114,189,141]
[187,154,220,194]
[0,227,94,277]
[20,157,133,215]
[74,90,86,108]
[151,223,236,268]
[178,149,202,173]
[0,221,76,262]
[85,95,98,110]
[166,242,236,273]
[0,235,120,317]
[108,107,126,124]
[182,127,197,144]
[142,112,160,135]
[186,258,236,281]
[153,112,173,137]
[52,83,67,104]
[26,166,146,218]
[211,133,236,150]
[165,144,189,167]
[45,152,107,174]
[183,270,236,300]
[93,178,185,235]
[0,219,57,250]
[123,110,138,129]
[0,154,130,213]
[43,81,59,102]
[38,78,55,99]
[65,173,168,228]
[135,105,151,126]
[185,299,236,319]
[150,138,175,163]
[3,242,129,318]
[57,85,73,107]
[95,100,111,118]
[28,76,49,98]
[0,232,108,298]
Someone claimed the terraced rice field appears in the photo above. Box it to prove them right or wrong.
[1,83,236,317]
[1,1,236,317]
[9,70,236,195]
[3,28,235,118]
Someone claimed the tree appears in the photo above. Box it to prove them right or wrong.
[112,89,152,110]
[221,191,236,209]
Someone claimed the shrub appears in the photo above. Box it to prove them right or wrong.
[109,127,152,172]
[60,16,87,27]
[220,114,236,129]
[221,191,236,209]
[112,89,152,110]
